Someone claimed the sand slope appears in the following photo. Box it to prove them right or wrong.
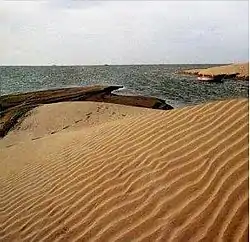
[0,85,172,138]
[0,99,249,241]
[0,102,150,147]
[182,63,249,80]
[199,63,249,79]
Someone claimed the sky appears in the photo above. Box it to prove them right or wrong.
[0,0,249,65]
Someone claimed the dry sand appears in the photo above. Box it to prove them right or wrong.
[182,63,249,80]
[0,102,150,147]
[199,63,249,79]
[0,99,249,241]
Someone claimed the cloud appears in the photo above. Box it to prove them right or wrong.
[0,0,248,65]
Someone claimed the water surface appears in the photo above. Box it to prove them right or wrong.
[0,65,248,108]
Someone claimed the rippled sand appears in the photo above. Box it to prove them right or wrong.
[0,99,248,241]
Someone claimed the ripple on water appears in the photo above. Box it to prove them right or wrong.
[0,65,248,108]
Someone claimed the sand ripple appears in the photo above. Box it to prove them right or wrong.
[0,99,248,241]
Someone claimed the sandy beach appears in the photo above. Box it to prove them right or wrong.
[0,98,248,241]
[182,63,249,81]
[1,0,249,240]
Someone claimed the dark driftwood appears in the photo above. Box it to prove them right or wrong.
[0,85,173,137]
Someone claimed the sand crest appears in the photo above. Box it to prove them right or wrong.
[0,86,172,138]
[0,99,248,241]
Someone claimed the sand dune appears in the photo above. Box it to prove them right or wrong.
[0,102,151,147]
[0,99,248,241]
[0,85,172,138]
[182,63,249,80]
[199,63,249,79]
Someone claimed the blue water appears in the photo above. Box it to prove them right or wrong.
[0,65,248,108]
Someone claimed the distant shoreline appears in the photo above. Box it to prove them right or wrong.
[0,63,231,67]
[180,62,249,81]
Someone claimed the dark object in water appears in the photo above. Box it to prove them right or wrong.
[197,73,240,83]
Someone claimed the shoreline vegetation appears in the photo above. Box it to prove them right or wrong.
[0,85,173,138]
[179,62,249,81]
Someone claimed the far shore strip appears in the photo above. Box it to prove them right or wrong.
[181,62,249,80]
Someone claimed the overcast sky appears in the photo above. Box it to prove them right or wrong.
[1,0,249,65]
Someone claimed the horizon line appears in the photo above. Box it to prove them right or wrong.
[0,62,241,67]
